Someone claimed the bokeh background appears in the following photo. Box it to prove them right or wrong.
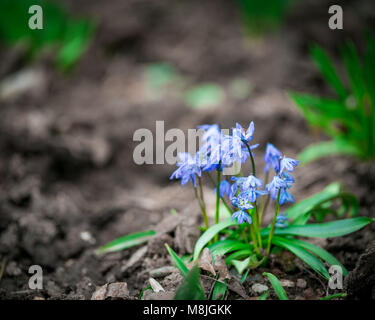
[0,0,374,299]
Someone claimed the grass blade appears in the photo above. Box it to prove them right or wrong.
[273,236,348,276]
[212,280,227,300]
[262,217,373,239]
[96,230,156,254]
[165,244,189,277]
[263,272,289,300]
[271,237,330,279]
[193,218,237,260]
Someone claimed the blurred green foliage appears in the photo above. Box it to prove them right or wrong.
[184,83,225,109]
[236,0,295,35]
[290,34,375,164]
[0,0,93,70]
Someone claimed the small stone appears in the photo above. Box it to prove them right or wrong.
[280,279,295,288]
[91,282,129,300]
[297,278,307,289]
[251,283,269,294]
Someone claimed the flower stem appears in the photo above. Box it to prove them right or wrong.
[214,162,221,241]
[266,189,281,256]
[206,172,232,216]
[245,142,256,177]
[249,221,260,255]
[259,170,269,225]
[194,186,209,229]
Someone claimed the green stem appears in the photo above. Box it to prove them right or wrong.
[266,190,281,256]
[253,206,262,249]
[206,172,233,215]
[245,143,256,176]
[214,162,221,241]
[194,186,209,229]
[249,221,260,255]
[259,170,269,225]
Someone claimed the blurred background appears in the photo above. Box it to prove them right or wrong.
[0,0,374,299]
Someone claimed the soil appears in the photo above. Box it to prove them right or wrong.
[0,0,375,300]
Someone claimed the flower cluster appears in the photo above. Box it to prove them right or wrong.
[264,144,299,206]
[170,122,299,225]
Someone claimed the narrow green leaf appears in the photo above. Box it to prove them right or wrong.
[263,217,374,239]
[165,244,189,277]
[286,183,341,222]
[271,237,330,279]
[258,291,269,300]
[208,240,252,258]
[96,230,156,254]
[212,280,227,300]
[193,218,237,260]
[273,236,348,276]
[297,141,360,165]
[311,44,348,100]
[225,249,253,264]
[263,272,289,300]
[232,258,250,275]
[174,265,206,300]
[320,292,347,300]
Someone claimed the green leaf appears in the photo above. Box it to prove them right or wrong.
[258,291,269,300]
[165,244,189,277]
[212,280,227,300]
[286,183,341,223]
[263,217,374,239]
[311,44,348,100]
[193,218,237,260]
[96,230,156,254]
[225,249,253,264]
[273,236,348,276]
[271,237,330,279]
[231,258,250,275]
[263,272,289,300]
[184,83,224,109]
[320,292,347,300]
[138,285,153,300]
[174,264,206,300]
[297,141,360,165]
[208,240,252,258]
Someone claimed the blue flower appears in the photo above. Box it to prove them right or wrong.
[282,172,295,189]
[231,191,254,210]
[280,156,299,174]
[233,122,255,144]
[230,175,267,202]
[232,210,252,224]
[198,124,221,144]
[275,212,288,228]
[170,152,201,187]
[215,180,231,198]
[279,188,294,205]
[264,143,282,173]
[265,176,286,200]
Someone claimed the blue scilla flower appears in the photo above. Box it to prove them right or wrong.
[232,210,252,224]
[214,180,231,198]
[198,124,221,144]
[279,188,294,205]
[275,212,288,228]
[265,175,286,200]
[233,122,255,144]
[170,152,201,187]
[282,172,295,189]
[230,175,267,202]
[264,143,282,173]
[231,191,254,211]
[280,156,299,174]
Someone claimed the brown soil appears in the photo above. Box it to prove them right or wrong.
[0,0,375,300]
